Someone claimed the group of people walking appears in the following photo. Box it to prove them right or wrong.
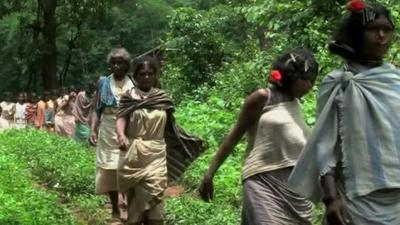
[199,1,400,225]
[91,48,206,225]
[1,1,399,225]
[0,86,95,140]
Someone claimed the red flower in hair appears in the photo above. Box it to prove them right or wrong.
[348,0,366,12]
[270,70,282,82]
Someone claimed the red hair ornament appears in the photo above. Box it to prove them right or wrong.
[270,70,283,84]
[348,0,366,12]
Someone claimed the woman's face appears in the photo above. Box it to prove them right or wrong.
[135,63,156,91]
[17,95,24,103]
[31,96,38,104]
[4,95,11,102]
[289,76,315,98]
[360,16,394,61]
[109,56,128,78]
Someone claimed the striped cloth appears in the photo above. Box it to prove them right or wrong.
[332,177,400,225]
[288,63,400,203]
[25,103,37,124]
[118,88,208,182]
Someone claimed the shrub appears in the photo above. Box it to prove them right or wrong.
[0,147,76,225]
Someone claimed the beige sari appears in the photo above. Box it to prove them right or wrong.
[118,108,167,223]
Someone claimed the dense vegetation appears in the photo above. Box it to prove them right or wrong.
[1,0,400,224]
[0,145,76,225]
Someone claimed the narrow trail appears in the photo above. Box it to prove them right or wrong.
[93,186,186,225]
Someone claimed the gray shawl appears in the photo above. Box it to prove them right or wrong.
[288,64,400,203]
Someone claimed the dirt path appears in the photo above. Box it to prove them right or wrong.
[164,185,185,198]
[106,186,185,225]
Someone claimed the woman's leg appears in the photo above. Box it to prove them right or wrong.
[144,201,164,225]
[109,191,120,218]
[127,188,145,225]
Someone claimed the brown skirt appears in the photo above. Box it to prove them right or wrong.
[241,167,313,225]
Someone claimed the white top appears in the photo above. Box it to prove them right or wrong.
[110,74,134,104]
[0,101,15,120]
[242,99,310,180]
[0,118,10,132]
[15,103,27,120]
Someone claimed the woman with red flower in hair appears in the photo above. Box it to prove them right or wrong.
[199,48,319,225]
[288,1,399,225]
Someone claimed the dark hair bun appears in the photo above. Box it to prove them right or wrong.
[271,48,319,90]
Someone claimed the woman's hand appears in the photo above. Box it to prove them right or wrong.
[321,170,350,225]
[198,89,269,203]
[199,174,214,202]
[325,198,351,225]
[118,134,130,151]
[89,132,97,146]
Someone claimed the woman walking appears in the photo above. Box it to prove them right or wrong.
[288,2,400,225]
[199,48,319,225]
[116,56,207,225]
[90,48,135,221]
[73,83,95,142]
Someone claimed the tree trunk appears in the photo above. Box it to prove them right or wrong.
[60,50,72,86]
[60,26,81,87]
[27,10,41,92]
[39,0,57,91]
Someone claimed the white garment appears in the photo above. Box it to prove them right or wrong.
[110,74,134,104]
[0,118,10,132]
[0,101,15,120]
[96,75,134,169]
[243,100,310,180]
[15,103,27,129]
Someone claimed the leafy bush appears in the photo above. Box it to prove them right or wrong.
[0,129,96,195]
[0,129,108,225]
[165,196,241,225]
[0,147,76,225]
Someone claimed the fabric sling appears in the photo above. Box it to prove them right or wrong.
[288,64,400,203]
[97,76,117,114]
[73,92,93,125]
[118,89,208,182]
[73,92,93,141]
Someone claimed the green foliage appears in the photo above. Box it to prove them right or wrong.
[174,96,243,195]
[0,129,96,194]
[1,0,400,224]
[0,0,175,92]
[165,196,241,225]
[164,8,226,94]
[0,129,107,225]
[0,146,76,225]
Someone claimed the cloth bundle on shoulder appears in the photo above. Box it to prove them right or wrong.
[118,89,208,182]
[288,64,400,203]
